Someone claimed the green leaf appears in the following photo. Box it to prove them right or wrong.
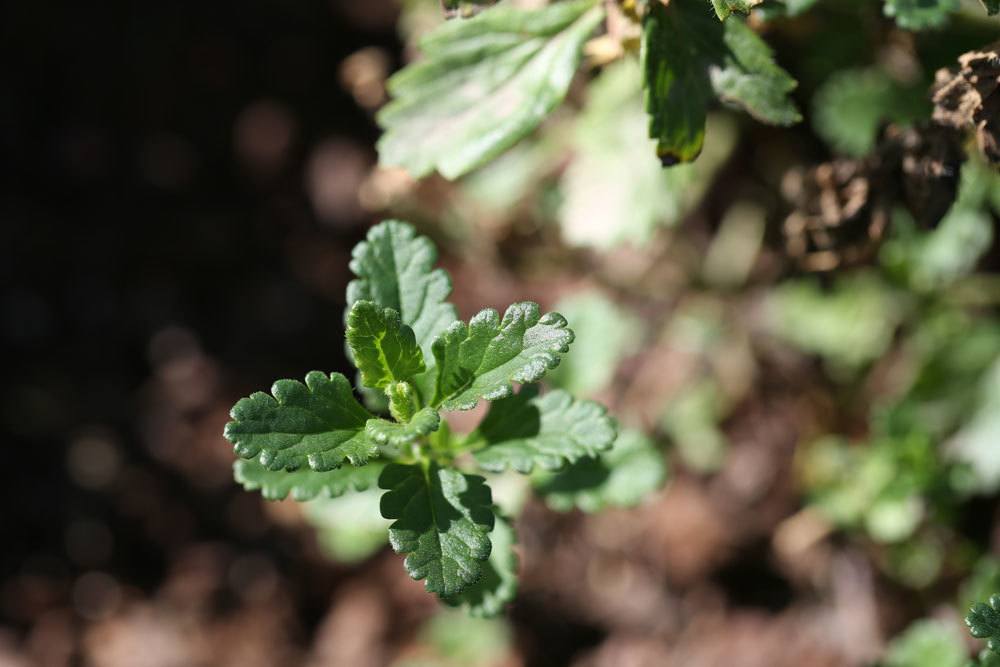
[347,301,426,390]
[387,381,420,423]
[377,0,605,179]
[967,594,1000,654]
[431,302,574,411]
[983,0,1000,15]
[533,430,667,512]
[710,0,761,19]
[470,385,616,474]
[443,512,518,617]
[366,407,442,447]
[885,619,967,667]
[347,221,458,362]
[234,458,385,501]
[304,489,391,564]
[812,68,930,157]
[883,0,957,30]
[224,371,378,471]
[379,462,495,596]
[559,60,736,247]
[642,0,799,164]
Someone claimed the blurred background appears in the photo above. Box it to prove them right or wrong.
[3,1,1000,665]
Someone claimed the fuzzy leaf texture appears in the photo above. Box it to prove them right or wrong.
[234,459,386,501]
[443,512,518,617]
[224,371,377,471]
[347,301,426,390]
[366,407,441,447]
[968,594,1000,655]
[377,0,605,179]
[642,0,799,164]
[883,0,957,30]
[470,385,617,473]
[347,221,458,361]
[431,302,574,411]
[379,463,495,596]
[534,430,667,512]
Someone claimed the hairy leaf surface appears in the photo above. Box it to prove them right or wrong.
[471,385,616,473]
[431,302,574,410]
[443,512,518,617]
[379,462,495,596]
[234,459,386,501]
[347,301,426,390]
[366,407,442,447]
[968,594,1000,654]
[377,0,604,179]
[225,371,378,471]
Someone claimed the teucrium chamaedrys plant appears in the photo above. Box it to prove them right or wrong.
[224,220,637,614]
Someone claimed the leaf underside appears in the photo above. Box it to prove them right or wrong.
[472,384,617,473]
[431,302,574,411]
[377,0,605,179]
[379,462,495,596]
[224,371,377,472]
[234,459,386,501]
[642,0,799,165]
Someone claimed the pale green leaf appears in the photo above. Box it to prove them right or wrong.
[710,0,762,19]
[224,371,378,471]
[883,0,957,30]
[304,489,391,564]
[533,430,667,512]
[430,302,574,410]
[642,0,799,164]
[443,512,518,617]
[379,462,495,596]
[885,619,967,667]
[234,458,385,501]
[366,407,442,447]
[470,385,616,474]
[559,60,735,247]
[377,0,604,179]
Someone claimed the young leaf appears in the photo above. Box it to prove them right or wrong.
[234,459,386,501]
[379,462,495,596]
[443,512,518,617]
[710,0,762,20]
[883,0,957,30]
[470,385,617,474]
[387,381,420,423]
[967,594,1000,654]
[533,430,667,512]
[347,221,457,361]
[431,302,574,411]
[366,407,442,447]
[642,0,799,164]
[346,301,426,390]
[224,371,378,471]
[377,0,605,179]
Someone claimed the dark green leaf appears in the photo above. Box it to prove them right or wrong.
[377,0,605,179]
[443,512,518,617]
[379,462,495,596]
[534,430,667,512]
[234,459,385,501]
[366,407,442,447]
[430,302,574,411]
[968,594,1000,654]
[347,301,426,390]
[470,385,616,474]
[642,0,799,164]
[224,371,378,471]
[883,0,957,30]
[983,0,1000,15]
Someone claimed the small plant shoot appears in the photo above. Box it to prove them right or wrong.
[224,220,656,614]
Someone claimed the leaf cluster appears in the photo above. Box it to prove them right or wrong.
[224,221,663,614]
